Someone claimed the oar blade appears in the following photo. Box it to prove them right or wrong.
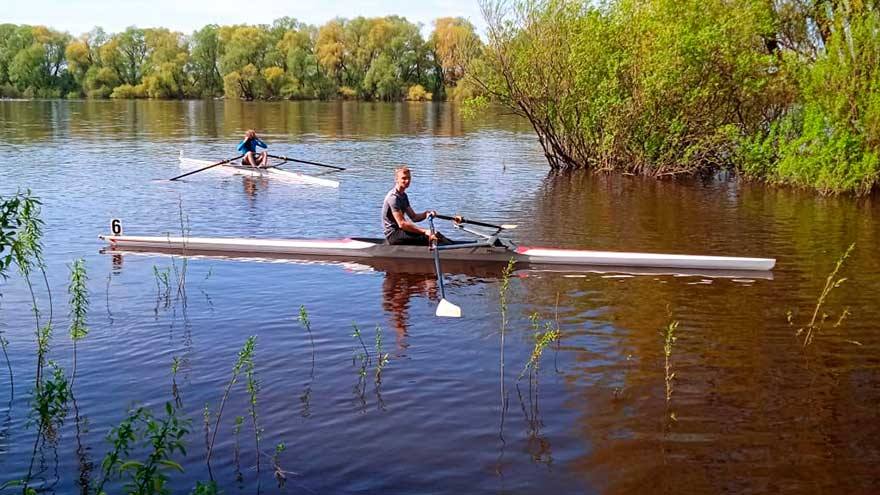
[436,298,462,318]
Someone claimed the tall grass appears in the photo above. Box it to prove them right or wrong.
[67,259,89,388]
[95,402,190,494]
[499,259,516,405]
[351,324,370,409]
[517,313,560,381]
[205,336,256,477]
[171,356,183,408]
[245,345,262,478]
[663,321,678,406]
[297,306,316,417]
[172,196,190,305]
[796,243,856,346]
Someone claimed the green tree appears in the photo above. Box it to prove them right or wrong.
[65,28,107,96]
[141,28,190,98]
[190,25,223,97]
[7,26,72,97]
[363,53,403,100]
[430,17,481,97]
[316,19,346,86]
[101,27,148,87]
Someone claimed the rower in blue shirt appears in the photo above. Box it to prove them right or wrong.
[237,129,268,167]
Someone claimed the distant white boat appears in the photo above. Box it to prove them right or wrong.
[178,151,340,188]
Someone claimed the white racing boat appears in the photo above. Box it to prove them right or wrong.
[178,152,340,188]
[100,216,776,272]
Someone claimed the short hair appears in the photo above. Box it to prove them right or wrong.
[395,166,411,176]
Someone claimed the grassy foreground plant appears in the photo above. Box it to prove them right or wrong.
[68,258,89,388]
[205,336,256,477]
[795,243,856,346]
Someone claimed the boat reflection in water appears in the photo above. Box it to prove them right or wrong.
[101,246,772,348]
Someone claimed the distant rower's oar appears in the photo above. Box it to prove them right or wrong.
[267,154,346,171]
[170,154,244,181]
[428,215,461,318]
[435,214,517,231]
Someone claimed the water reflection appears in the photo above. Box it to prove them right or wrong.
[241,176,269,204]
[0,100,534,146]
[5,99,880,494]
[381,271,436,348]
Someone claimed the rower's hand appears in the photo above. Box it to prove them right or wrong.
[452,215,463,224]
[427,210,436,219]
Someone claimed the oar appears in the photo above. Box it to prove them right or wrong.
[267,154,346,171]
[435,214,517,231]
[170,154,244,181]
[428,215,462,318]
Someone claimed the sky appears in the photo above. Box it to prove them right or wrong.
[6,0,488,37]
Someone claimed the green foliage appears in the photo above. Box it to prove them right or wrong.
[430,17,482,89]
[96,402,190,495]
[205,336,256,472]
[337,85,358,99]
[518,313,560,380]
[363,53,402,100]
[190,25,223,97]
[68,258,89,341]
[0,16,453,102]
[374,325,389,381]
[0,191,45,279]
[663,320,678,402]
[190,481,220,495]
[406,84,431,101]
[30,361,70,436]
[110,83,147,98]
[794,243,855,346]
[740,8,880,194]
[473,0,877,194]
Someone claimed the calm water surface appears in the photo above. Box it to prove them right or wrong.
[1,100,879,493]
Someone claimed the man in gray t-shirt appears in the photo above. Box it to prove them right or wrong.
[382,167,450,245]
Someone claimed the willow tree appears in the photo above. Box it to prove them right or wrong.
[471,0,788,174]
[190,25,223,97]
[4,25,73,97]
[316,19,347,88]
[219,25,274,99]
[740,3,880,194]
[141,28,190,98]
[430,17,482,99]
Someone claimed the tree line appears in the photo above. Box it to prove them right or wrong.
[0,16,481,101]
[465,0,880,195]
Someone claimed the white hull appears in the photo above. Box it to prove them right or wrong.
[100,234,776,272]
[178,155,339,188]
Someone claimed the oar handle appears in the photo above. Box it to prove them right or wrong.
[435,214,503,230]
[267,154,346,171]
[171,154,244,181]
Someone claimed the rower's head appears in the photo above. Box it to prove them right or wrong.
[395,166,412,191]
[245,129,256,139]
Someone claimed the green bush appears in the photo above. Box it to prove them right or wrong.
[337,86,358,99]
[406,84,431,101]
[0,84,21,98]
[109,84,147,99]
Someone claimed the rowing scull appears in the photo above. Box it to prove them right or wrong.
[99,234,775,272]
[179,152,339,188]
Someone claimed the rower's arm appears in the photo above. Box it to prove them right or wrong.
[254,138,267,149]
[406,204,428,222]
[393,208,429,235]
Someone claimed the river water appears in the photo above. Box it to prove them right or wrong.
[0,100,878,493]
